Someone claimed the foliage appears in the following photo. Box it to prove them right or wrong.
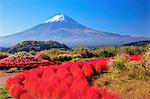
[92,46,146,58]
[119,46,146,55]
[122,40,150,46]
[14,52,35,58]
[72,54,83,58]
[40,49,73,55]
[73,45,89,52]
[94,52,149,98]
[37,49,82,63]
[109,70,121,79]
[73,46,94,58]
[50,55,59,61]
[36,52,51,61]
[57,54,72,62]
[92,46,117,58]
[6,58,119,99]
[115,53,129,63]
[0,86,10,99]
[35,46,147,63]
[6,68,21,73]
[129,55,143,61]
[8,40,70,53]
[125,62,148,80]
[112,61,125,70]
[71,57,96,62]
[110,53,148,80]
[80,50,95,58]
[0,57,54,69]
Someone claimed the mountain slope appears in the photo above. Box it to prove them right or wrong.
[0,14,148,47]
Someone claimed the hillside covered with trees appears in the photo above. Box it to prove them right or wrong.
[8,41,70,53]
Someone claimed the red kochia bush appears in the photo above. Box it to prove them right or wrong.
[9,84,25,98]
[7,58,119,99]
[20,93,34,99]
[129,55,143,61]
[101,89,120,99]
[0,57,54,68]
[90,58,109,73]
[80,87,102,99]
[6,74,24,90]
[82,63,94,77]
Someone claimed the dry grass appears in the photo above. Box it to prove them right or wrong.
[0,70,17,86]
[94,76,150,99]
[94,57,150,99]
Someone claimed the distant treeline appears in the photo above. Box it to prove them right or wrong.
[0,40,149,53]
[122,40,150,46]
[7,41,70,53]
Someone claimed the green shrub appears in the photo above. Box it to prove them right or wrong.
[8,55,17,58]
[15,52,34,58]
[128,69,147,80]
[39,49,74,56]
[120,46,146,55]
[6,68,21,73]
[92,47,117,58]
[92,46,146,58]
[73,46,89,53]
[73,46,95,58]
[112,61,126,70]
[0,86,10,99]
[71,57,96,62]
[125,61,144,69]
[80,50,95,58]
[58,54,72,62]
[109,70,121,79]
[72,54,83,59]
[115,53,129,63]
[125,62,148,80]
[71,58,82,62]
[37,53,51,61]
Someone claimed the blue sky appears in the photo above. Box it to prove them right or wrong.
[0,0,149,37]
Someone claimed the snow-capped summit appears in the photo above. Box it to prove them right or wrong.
[44,14,77,24]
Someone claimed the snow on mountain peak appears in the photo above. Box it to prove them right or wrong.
[44,14,77,23]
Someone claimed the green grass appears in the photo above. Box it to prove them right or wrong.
[0,86,10,99]
[108,70,121,79]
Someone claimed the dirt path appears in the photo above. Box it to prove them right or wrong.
[0,70,18,86]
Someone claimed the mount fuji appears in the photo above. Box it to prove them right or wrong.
[0,14,148,48]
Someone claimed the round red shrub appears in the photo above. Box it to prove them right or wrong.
[10,84,25,99]
[82,63,94,77]
[129,55,143,61]
[20,93,34,99]
[6,58,119,99]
